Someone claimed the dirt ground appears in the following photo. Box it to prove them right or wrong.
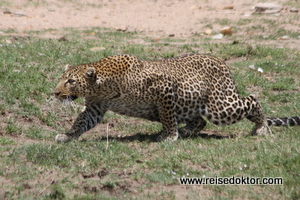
[1,0,299,47]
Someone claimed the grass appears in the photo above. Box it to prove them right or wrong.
[0,25,300,199]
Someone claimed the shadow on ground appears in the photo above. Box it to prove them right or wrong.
[85,130,235,143]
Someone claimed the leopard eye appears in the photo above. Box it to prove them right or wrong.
[67,79,76,84]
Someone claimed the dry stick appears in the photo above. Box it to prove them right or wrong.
[106,123,109,150]
[39,180,55,196]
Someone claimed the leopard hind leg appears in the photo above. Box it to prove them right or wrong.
[245,95,270,136]
[204,95,270,136]
[179,116,207,138]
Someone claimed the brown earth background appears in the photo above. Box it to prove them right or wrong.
[1,0,299,50]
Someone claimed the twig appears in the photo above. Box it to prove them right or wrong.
[106,123,109,150]
[39,180,54,196]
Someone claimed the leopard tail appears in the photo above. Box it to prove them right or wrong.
[267,116,300,126]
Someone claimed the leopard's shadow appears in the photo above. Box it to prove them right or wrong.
[91,130,234,143]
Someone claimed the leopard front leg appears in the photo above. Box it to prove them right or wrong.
[156,103,179,142]
[55,104,107,142]
[156,88,179,142]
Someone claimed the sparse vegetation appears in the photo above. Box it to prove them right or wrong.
[0,2,300,198]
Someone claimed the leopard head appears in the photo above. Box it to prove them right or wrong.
[53,64,97,103]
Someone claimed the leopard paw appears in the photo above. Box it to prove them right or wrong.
[156,131,178,142]
[55,134,74,143]
[178,128,193,138]
[251,122,271,136]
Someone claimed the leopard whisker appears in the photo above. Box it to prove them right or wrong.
[62,97,73,107]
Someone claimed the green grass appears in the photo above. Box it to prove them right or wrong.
[0,1,11,7]
[0,27,300,199]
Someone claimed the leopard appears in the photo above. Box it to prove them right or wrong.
[53,54,300,142]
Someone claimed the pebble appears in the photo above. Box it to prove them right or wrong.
[151,38,161,42]
[204,29,213,35]
[212,34,223,40]
[223,6,234,10]
[190,5,197,10]
[13,12,27,17]
[90,47,106,52]
[3,10,12,14]
[58,36,68,42]
[116,26,127,32]
[248,65,255,69]
[290,7,299,13]
[278,35,289,40]
[220,27,233,36]
[254,3,282,14]
[5,39,12,44]
[262,35,269,39]
[257,67,263,73]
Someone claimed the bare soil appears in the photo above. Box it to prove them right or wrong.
[1,0,299,50]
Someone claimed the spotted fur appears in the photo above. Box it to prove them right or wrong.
[53,54,299,142]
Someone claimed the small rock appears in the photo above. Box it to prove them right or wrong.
[3,10,12,14]
[204,29,213,35]
[223,6,234,10]
[254,3,282,14]
[262,35,269,39]
[126,26,135,32]
[168,34,175,37]
[278,35,289,40]
[290,7,299,13]
[257,67,263,73]
[248,65,255,69]
[265,76,272,80]
[130,189,138,194]
[212,34,223,40]
[90,47,106,52]
[97,168,109,178]
[58,36,68,42]
[151,38,161,42]
[190,5,197,10]
[116,26,127,32]
[13,12,27,17]
[5,39,12,44]
[220,27,233,36]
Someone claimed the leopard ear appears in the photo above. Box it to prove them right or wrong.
[64,64,72,71]
[86,67,95,78]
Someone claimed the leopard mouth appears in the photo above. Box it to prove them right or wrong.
[66,95,78,101]
[70,95,78,101]
[59,95,78,102]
